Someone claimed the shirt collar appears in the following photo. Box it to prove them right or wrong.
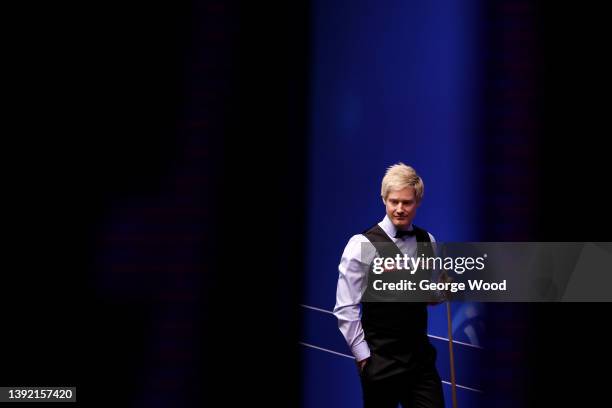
[379,215,413,239]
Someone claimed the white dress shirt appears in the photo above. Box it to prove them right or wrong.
[333,215,436,362]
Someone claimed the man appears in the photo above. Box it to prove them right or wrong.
[333,163,444,408]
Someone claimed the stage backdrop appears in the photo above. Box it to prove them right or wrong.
[301,1,485,407]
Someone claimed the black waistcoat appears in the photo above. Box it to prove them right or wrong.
[360,224,437,380]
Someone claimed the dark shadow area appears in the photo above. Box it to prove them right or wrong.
[3,1,308,406]
[526,2,612,406]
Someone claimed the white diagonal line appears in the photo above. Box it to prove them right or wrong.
[427,334,484,349]
[300,304,484,349]
[300,304,335,315]
[299,341,354,359]
[441,380,483,393]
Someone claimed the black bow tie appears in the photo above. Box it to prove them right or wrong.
[395,229,416,239]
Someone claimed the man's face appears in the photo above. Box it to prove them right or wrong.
[384,187,419,229]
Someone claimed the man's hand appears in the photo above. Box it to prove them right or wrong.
[356,357,369,373]
[428,271,453,305]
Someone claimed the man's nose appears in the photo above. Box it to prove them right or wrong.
[396,205,404,213]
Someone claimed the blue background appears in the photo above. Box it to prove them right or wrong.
[301,1,486,406]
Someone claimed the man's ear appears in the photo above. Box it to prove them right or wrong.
[381,196,386,205]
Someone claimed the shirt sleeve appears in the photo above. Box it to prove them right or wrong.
[333,234,373,362]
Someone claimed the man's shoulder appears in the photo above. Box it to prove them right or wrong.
[412,224,436,243]
[344,233,370,246]
[341,233,373,254]
[341,233,377,264]
[360,223,383,235]
[345,221,384,243]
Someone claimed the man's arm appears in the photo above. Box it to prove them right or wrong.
[333,235,372,365]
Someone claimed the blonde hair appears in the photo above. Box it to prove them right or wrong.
[381,163,424,202]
